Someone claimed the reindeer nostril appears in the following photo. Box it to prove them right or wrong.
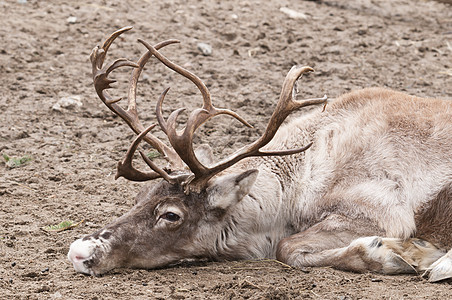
[68,250,88,263]
[100,232,112,239]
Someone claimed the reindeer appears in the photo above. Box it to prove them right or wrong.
[68,27,452,282]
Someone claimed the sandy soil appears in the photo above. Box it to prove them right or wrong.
[1,0,451,299]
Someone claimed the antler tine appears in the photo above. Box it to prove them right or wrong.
[100,27,133,61]
[155,87,171,134]
[251,66,327,152]
[116,124,162,181]
[116,122,187,184]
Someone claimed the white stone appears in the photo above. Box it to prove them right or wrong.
[197,43,212,56]
[52,95,83,111]
[67,16,77,24]
[280,7,308,20]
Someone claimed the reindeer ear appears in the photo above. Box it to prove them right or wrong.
[207,169,259,210]
[194,144,215,167]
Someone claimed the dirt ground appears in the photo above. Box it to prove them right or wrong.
[1,0,451,299]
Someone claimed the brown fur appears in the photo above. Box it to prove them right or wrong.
[415,183,452,249]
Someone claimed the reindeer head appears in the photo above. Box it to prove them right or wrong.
[67,27,327,275]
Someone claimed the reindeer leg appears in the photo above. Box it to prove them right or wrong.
[277,214,443,275]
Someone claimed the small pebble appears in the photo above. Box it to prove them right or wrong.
[52,95,83,111]
[23,271,38,278]
[280,7,308,20]
[67,16,77,24]
[36,285,50,293]
[197,43,212,56]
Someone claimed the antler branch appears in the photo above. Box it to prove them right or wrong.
[90,27,185,179]
[140,44,327,192]
[116,123,185,183]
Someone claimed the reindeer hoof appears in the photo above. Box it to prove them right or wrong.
[351,236,417,274]
[425,254,452,282]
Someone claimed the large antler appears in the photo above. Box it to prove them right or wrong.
[90,27,185,181]
[92,27,327,193]
[137,42,327,192]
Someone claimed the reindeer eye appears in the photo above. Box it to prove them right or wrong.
[160,212,180,222]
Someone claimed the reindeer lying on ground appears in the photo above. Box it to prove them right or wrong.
[68,27,452,282]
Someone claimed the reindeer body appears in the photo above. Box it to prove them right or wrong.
[196,87,452,269]
[68,28,452,282]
